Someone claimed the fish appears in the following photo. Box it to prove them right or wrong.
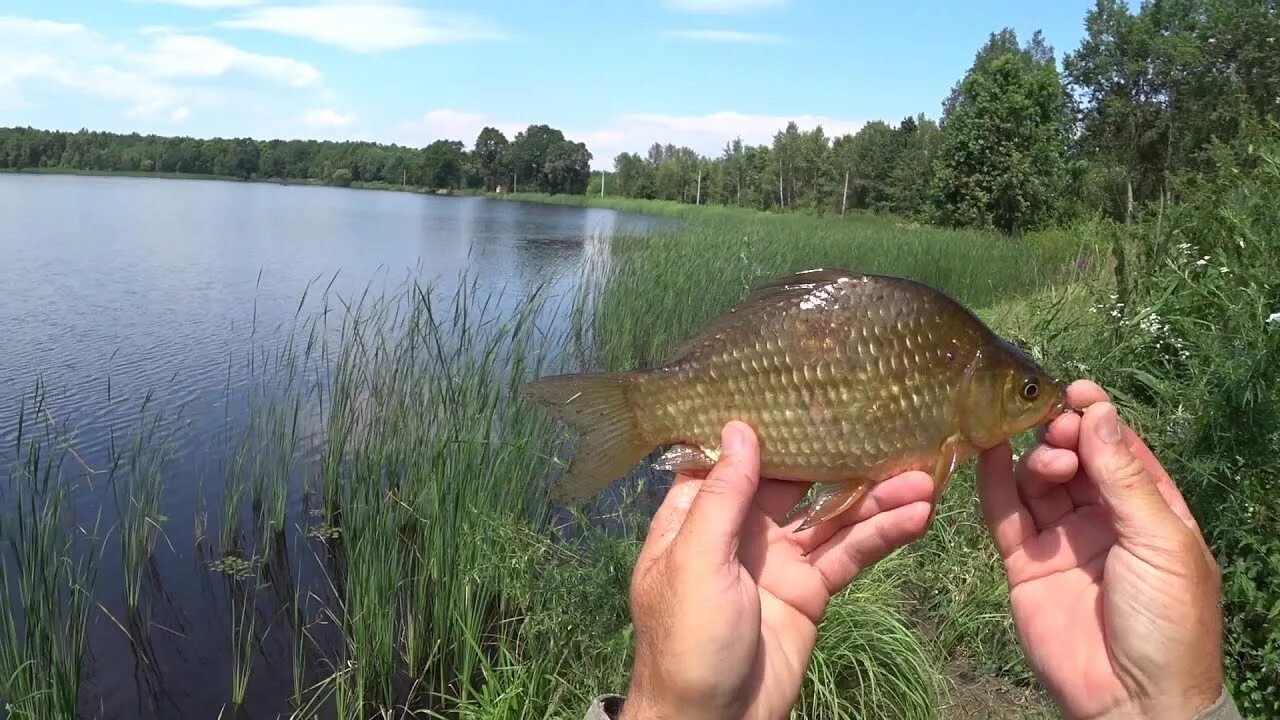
[522,268,1068,531]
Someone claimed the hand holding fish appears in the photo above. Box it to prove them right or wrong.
[976,380,1233,720]
[618,421,934,720]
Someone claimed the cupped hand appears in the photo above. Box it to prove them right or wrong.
[621,421,934,720]
[977,380,1226,720]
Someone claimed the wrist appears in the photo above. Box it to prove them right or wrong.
[1092,685,1227,720]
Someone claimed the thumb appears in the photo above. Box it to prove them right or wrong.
[1078,402,1184,543]
[674,421,760,566]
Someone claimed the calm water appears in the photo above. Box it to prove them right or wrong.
[0,173,664,718]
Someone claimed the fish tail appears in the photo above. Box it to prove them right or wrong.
[521,371,651,504]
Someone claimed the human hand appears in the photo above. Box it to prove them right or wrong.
[620,421,934,720]
[976,380,1225,720]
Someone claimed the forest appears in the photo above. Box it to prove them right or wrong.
[0,122,594,195]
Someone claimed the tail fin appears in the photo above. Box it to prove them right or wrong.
[521,371,652,504]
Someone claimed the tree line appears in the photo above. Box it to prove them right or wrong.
[597,0,1280,234]
[0,123,594,195]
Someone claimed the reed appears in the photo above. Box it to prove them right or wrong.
[0,384,100,719]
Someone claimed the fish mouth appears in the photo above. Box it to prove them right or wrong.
[1047,381,1072,420]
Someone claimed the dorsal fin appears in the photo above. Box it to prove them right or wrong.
[663,268,861,365]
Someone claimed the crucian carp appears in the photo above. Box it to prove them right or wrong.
[523,268,1068,531]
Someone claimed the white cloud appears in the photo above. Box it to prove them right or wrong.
[302,108,356,129]
[220,2,503,53]
[146,34,321,87]
[0,16,90,37]
[131,0,261,8]
[662,29,787,44]
[663,0,786,12]
[0,15,325,128]
[391,109,525,148]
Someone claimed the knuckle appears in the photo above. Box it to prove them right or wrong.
[1105,450,1149,492]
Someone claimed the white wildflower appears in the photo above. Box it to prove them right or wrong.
[1268,311,1280,325]
[1220,266,1231,274]
[1237,237,1246,249]
[1196,256,1210,267]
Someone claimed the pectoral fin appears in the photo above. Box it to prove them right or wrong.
[785,479,872,532]
[652,444,717,475]
[930,434,970,507]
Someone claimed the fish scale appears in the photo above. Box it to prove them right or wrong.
[523,268,1067,531]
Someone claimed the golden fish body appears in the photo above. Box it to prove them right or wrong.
[524,269,1066,530]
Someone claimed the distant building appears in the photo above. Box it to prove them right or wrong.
[495,184,508,193]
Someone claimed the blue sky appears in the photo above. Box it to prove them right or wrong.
[1,0,1102,168]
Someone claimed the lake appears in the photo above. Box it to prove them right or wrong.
[0,173,665,718]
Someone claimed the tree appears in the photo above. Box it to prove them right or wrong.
[473,127,509,190]
[832,121,900,212]
[884,114,943,217]
[1064,0,1164,222]
[543,140,592,194]
[420,140,465,189]
[931,29,1070,234]
[507,124,566,192]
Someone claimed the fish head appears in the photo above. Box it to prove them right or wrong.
[960,338,1068,448]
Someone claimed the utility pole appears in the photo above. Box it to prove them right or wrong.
[601,171,605,197]
[696,166,702,205]
[841,170,849,217]
[402,168,406,189]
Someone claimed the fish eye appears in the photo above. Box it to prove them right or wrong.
[1021,380,1039,401]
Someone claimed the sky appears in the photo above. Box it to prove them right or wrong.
[1,0,1103,169]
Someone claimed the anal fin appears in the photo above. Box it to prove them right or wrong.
[785,479,872,532]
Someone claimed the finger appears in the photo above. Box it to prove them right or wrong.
[1040,410,1082,449]
[636,473,704,566]
[810,501,932,592]
[1066,379,1109,409]
[977,442,1037,559]
[756,478,812,523]
[1120,424,1200,532]
[1016,445,1079,527]
[673,420,760,567]
[792,471,933,553]
[1064,473,1102,509]
[1077,403,1185,542]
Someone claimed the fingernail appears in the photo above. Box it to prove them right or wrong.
[1096,405,1121,444]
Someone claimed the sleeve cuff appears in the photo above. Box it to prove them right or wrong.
[583,694,626,720]
[1192,687,1243,720]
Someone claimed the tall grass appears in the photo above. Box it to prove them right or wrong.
[0,384,100,720]
[107,390,180,612]
[574,204,1099,371]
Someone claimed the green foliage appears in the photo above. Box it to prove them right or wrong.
[931,29,1069,234]
[1081,129,1280,718]
[329,167,352,187]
